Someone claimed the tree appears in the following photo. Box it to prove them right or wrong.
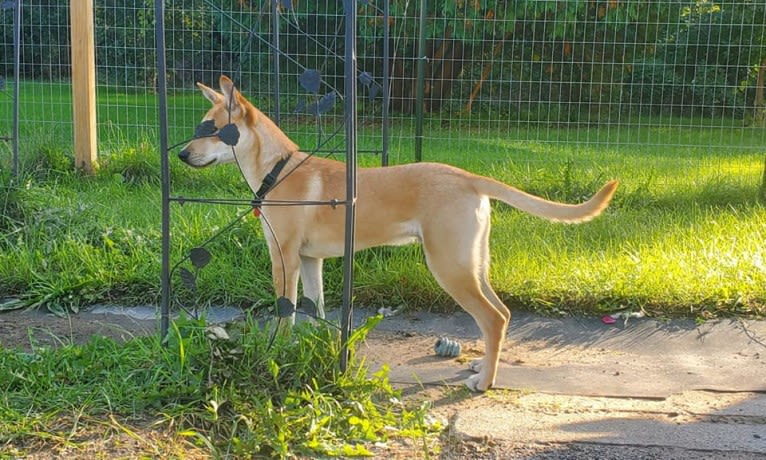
[356,1,690,115]
[646,1,766,119]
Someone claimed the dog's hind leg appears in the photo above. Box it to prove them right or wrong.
[470,216,511,375]
[467,273,510,376]
[300,255,325,319]
[421,198,508,391]
[423,250,507,391]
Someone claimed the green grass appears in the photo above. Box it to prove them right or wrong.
[1,81,765,320]
[0,315,439,457]
[1,86,766,319]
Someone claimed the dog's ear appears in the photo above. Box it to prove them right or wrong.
[197,82,222,105]
[219,75,243,117]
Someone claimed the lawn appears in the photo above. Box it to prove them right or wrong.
[1,81,765,456]
[1,82,765,319]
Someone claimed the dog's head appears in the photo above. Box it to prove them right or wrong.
[178,75,258,168]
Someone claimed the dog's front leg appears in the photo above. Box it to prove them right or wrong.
[268,243,301,331]
[300,255,325,319]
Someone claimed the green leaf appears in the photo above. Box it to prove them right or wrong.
[268,359,280,380]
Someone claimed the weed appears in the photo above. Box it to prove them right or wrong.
[100,142,161,186]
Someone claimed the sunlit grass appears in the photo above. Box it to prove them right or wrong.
[1,81,766,319]
[488,204,766,318]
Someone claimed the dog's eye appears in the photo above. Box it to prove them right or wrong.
[194,120,218,138]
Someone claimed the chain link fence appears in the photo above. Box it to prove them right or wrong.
[1,1,765,191]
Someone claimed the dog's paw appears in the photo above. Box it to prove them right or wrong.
[468,359,483,373]
[465,373,491,392]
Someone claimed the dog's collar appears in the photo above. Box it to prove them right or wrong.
[254,153,292,202]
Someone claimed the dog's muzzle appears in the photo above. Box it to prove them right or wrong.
[177,149,216,168]
[178,148,191,163]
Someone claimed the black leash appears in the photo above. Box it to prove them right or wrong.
[252,154,292,216]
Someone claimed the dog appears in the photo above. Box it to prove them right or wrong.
[179,75,618,391]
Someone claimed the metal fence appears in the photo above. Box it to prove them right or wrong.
[1,1,765,190]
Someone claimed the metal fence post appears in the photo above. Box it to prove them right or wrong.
[382,0,390,167]
[271,0,281,125]
[11,0,20,177]
[155,0,171,341]
[340,0,358,373]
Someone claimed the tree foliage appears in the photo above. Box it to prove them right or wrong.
[0,0,764,118]
[625,1,766,117]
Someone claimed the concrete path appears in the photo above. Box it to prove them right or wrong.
[357,309,766,458]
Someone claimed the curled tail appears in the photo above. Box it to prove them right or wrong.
[478,179,618,223]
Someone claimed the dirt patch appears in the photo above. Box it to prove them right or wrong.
[3,416,208,460]
[0,309,155,352]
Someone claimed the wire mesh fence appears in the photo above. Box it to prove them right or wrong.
[1,0,765,191]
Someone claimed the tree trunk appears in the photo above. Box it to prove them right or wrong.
[754,57,766,127]
[464,57,495,114]
[426,37,466,112]
[463,38,506,114]
[389,28,467,114]
[390,55,415,114]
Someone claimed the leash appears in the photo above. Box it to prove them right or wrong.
[252,154,292,217]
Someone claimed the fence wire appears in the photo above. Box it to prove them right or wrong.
[1,1,765,189]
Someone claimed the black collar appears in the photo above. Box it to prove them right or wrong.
[254,154,291,201]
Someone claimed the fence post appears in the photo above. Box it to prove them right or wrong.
[70,0,97,173]
[271,0,281,125]
[381,0,390,167]
[11,0,21,177]
[340,0,358,373]
[414,0,427,163]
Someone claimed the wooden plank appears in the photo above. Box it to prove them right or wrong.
[70,0,97,173]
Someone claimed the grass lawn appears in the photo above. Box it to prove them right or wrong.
[2,81,766,319]
[1,80,765,457]
[1,90,765,319]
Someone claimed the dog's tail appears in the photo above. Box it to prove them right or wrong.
[478,178,618,223]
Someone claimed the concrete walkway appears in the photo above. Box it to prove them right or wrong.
[357,309,766,458]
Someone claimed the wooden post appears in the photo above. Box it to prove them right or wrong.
[70,0,97,172]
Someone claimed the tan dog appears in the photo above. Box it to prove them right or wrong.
[179,75,617,391]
